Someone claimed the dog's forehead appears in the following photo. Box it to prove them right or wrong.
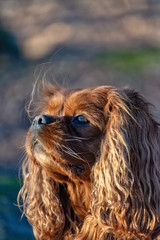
[67,88,90,100]
[43,86,109,117]
[64,88,106,115]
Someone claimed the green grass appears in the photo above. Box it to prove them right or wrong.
[96,48,160,72]
[0,175,19,187]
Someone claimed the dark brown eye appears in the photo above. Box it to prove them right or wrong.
[71,115,89,127]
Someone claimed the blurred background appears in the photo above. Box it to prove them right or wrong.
[0,0,160,239]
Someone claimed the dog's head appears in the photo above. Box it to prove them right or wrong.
[26,85,112,182]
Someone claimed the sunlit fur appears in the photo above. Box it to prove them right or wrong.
[18,83,160,240]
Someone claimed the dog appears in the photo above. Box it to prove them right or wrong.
[18,84,160,240]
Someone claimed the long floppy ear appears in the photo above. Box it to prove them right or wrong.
[90,89,160,239]
[18,158,65,239]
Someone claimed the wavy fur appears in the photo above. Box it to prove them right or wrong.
[18,84,160,240]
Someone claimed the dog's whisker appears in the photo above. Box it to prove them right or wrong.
[66,135,90,141]
[64,138,82,142]
[61,144,82,156]
[62,149,83,161]
[61,149,79,159]
[61,144,87,162]
[64,136,91,142]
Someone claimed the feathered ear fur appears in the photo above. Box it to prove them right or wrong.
[18,158,65,240]
[90,89,160,239]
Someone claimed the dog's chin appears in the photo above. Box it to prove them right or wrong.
[31,140,67,167]
[33,142,46,159]
[32,142,51,165]
[31,142,90,179]
[31,142,88,181]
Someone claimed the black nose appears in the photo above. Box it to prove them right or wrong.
[32,115,57,130]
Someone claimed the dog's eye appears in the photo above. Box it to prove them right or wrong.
[71,115,89,126]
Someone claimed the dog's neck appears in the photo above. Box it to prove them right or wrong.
[58,180,91,235]
[67,180,91,219]
[59,179,91,219]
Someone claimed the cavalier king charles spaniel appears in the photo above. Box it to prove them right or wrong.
[18,84,160,240]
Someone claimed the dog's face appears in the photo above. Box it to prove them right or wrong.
[26,86,110,181]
